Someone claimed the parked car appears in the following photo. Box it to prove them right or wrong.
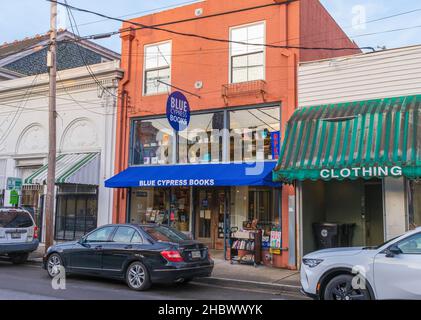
[0,207,39,264]
[301,227,421,300]
[43,224,214,291]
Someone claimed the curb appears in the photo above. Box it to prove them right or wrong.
[193,276,301,295]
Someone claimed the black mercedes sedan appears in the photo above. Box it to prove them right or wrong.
[43,224,214,291]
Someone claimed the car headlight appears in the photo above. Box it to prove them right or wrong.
[302,258,324,268]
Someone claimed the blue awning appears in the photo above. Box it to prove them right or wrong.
[105,162,280,188]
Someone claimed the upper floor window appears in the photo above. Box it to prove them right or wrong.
[144,41,171,95]
[230,22,265,84]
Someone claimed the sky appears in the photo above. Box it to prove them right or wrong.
[1,0,421,53]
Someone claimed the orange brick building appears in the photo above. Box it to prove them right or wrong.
[108,0,359,269]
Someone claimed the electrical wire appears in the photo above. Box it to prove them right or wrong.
[48,0,374,52]
[64,0,121,100]
[55,39,118,116]
[73,0,203,28]
[60,2,421,52]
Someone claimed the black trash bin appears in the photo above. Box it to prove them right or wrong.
[339,223,356,247]
[313,223,339,250]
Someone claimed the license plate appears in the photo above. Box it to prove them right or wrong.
[191,251,201,259]
[11,233,21,239]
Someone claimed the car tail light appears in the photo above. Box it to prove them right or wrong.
[34,226,38,239]
[161,250,184,262]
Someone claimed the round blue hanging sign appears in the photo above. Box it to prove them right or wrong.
[166,91,190,132]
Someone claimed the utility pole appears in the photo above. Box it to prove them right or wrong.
[45,0,57,252]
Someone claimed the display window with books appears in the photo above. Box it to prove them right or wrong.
[131,118,175,166]
[130,187,191,235]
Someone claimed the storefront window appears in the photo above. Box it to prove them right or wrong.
[131,118,175,166]
[130,188,170,225]
[229,187,279,237]
[131,105,280,165]
[229,106,280,162]
[178,112,224,164]
[55,185,98,241]
[130,187,191,234]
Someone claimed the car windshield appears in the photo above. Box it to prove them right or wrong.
[0,210,33,228]
[143,225,190,243]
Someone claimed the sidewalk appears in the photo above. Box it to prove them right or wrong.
[194,250,302,295]
[28,243,45,263]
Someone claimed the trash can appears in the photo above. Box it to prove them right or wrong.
[339,223,356,247]
[313,223,339,250]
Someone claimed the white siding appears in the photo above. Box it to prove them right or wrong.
[298,45,421,107]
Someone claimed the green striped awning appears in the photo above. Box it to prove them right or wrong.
[273,95,421,182]
[24,153,100,185]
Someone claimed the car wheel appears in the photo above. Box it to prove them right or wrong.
[126,261,151,291]
[10,253,29,265]
[46,253,64,278]
[324,274,371,300]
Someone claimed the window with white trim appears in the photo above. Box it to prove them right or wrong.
[230,22,265,84]
[144,41,171,95]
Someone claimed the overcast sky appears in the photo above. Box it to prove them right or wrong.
[1,0,421,53]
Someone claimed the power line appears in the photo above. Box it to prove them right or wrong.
[0,83,116,107]
[73,0,203,28]
[56,67,118,116]
[69,3,421,50]
[63,0,121,99]
[48,0,374,52]
[86,22,421,59]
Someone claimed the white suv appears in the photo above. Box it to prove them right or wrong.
[0,208,39,264]
[301,227,421,300]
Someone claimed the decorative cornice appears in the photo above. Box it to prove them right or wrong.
[0,61,123,102]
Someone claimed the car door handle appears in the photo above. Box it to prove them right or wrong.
[94,245,103,250]
[124,245,133,250]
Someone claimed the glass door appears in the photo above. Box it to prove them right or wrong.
[196,189,213,246]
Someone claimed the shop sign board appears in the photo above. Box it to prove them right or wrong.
[9,189,19,206]
[166,91,190,132]
[6,177,22,191]
[270,230,282,250]
[139,179,215,187]
[320,166,403,180]
[270,131,280,160]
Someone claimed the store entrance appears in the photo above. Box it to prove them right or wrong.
[364,181,384,247]
[301,179,385,255]
[194,188,227,250]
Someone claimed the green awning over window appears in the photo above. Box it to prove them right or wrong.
[24,153,100,185]
[273,95,421,182]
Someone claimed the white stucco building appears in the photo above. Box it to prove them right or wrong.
[0,61,123,242]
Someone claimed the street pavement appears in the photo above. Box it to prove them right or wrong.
[0,260,306,300]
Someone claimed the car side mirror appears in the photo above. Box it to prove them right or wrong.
[386,245,402,258]
[79,237,87,244]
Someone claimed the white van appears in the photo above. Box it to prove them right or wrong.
[0,208,39,264]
